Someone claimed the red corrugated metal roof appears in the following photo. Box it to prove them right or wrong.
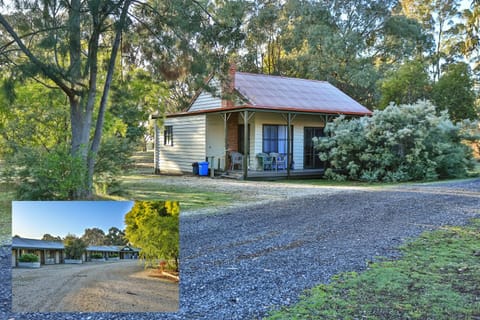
[234,72,371,115]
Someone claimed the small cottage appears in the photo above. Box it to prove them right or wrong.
[153,65,371,179]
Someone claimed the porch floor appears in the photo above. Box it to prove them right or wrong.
[220,168,325,180]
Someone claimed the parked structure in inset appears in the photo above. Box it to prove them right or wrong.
[12,236,140,267]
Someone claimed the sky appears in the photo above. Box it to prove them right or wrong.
[12,201,134,239]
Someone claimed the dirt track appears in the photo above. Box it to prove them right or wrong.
[12,260,178,312]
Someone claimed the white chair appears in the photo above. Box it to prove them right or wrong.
[229,151,243,170]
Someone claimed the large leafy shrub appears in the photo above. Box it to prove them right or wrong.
[315,101,478,182]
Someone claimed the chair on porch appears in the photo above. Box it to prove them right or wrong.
[229,151,244,170]
[256,153,273,170]
[270,152,286,171]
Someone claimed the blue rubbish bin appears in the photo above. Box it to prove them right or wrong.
[198,161,209,176]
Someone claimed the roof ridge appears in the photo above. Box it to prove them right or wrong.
[235,71,330,84]
[14,236,61,242]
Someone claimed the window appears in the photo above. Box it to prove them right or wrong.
[164,126,173,146]
[262,125,293,154]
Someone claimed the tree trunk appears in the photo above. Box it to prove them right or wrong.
[86,0,132,198]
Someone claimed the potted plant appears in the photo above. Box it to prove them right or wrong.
[108,253,120,261]
[18,253,40,268]
[90,253,105,262]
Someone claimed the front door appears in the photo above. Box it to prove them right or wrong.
[304,127,324,169]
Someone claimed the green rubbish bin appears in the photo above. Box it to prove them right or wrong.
[198,161,209,176]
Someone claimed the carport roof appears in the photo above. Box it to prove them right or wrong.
[12,236,64,250]
[86,245,122,252]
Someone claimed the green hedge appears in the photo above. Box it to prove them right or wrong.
[18,253,39,262]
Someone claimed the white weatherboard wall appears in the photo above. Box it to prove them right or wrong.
[159,115,207,174]
[189,78,222,112]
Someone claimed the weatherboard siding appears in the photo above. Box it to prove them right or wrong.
[159,115,207,174]
[189,79,222,112]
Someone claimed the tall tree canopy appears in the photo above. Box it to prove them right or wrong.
[0,0,245,198]
[81,227,106,246]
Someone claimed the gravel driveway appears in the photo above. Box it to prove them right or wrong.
[12,260,178,312]
[1,178,479,320]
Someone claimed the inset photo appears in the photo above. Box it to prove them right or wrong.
[12,200,179,312]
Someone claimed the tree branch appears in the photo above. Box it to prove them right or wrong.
[0,14,75,97]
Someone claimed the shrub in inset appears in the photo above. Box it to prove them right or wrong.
[64,235,87,260]
[18,253,39,262]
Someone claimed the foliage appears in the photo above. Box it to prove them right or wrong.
[104,227,127,246]
[0,0,133,198]
[64,234,87,260]
[93,136,133,196]
[315,101,477,182]
[90,253,104,259]
[8,146,87,200]
[0,79,135,197]
[124,200,180,271]
[267,218,480,319]
[81,228,106,246]
[379,60,431,109]
[109,69,168,149]
[41,234,62,241]
[18,253,39,263]
[432,62,478,122]
[0,80,70,159]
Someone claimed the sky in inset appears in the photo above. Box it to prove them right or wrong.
[12,201,134,239]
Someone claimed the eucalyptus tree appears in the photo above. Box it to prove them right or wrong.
[454,3,480,75]
[0,0,245,198]
[399,0,461,81]
[0,0,133,198]
[432,62,478,121]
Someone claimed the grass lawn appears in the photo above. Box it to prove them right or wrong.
[0,183,14,245]
[267,219,480,319]
[111,173,240,211]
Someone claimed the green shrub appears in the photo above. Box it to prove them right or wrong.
[64,235,87,260]
[315,101,478,182]
[93,137,133,196]
[6,146,87,200]
[91,253,103,259]
[18,253,39,262]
